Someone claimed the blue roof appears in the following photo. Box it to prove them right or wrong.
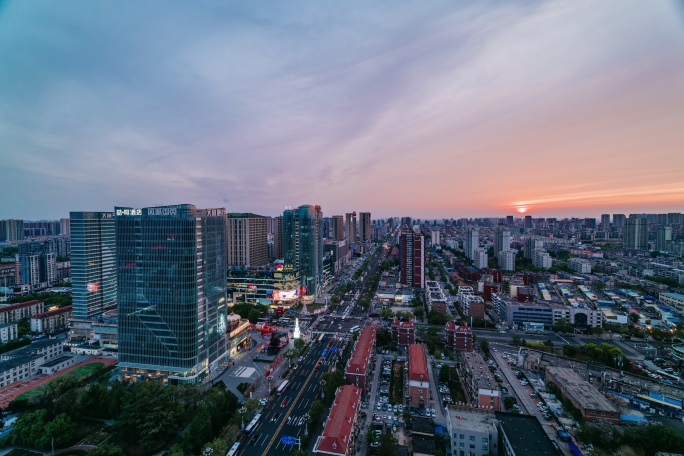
[620,414,648,423]
[662,292,684,300]
[433,425,444,435]
[568,442,583,456]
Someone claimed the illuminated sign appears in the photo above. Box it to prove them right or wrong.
[206,208,226,217]
[87,283,99,292]
[147,207,177,216]
[247,285,257,290]
[101,212,114,219]
[272,289,299,301]
[116,209,142,216]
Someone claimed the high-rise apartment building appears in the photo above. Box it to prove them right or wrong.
[399,226,424,288]
[657,226,672,252]
[59,218,71,236]
[612,214,626,229]
[524,237,544,259]
[465,227,479,260]
[117,204,228,384]
[498,250,515,271]
[601,214,610,230]
[624,215,648,250]
[0,220,24,242]
[494,225,511,255]
[226,213,268,267]
[431,230,440,246]
[359,212,371,244]
[345,212,357,244]
[524,215,533,230]
[474,247,488,269]
[283,205,324,298]
[331,215,344,241]
[70,212,117,320]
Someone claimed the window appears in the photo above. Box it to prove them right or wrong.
[460,434,465,439]
[470,436,475,441]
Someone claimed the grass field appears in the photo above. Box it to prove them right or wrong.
[17,362,105,401]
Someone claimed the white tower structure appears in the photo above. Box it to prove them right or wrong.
[293,318,301,339]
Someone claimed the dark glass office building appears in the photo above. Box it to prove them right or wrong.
[70,212,117,319]
[116,204,228,384]
[283,205,323,298]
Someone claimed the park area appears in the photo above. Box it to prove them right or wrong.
[17,362,105,401]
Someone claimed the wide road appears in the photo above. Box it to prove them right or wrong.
[235,334,349,456]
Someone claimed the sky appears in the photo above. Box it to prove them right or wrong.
[1,0,684,221]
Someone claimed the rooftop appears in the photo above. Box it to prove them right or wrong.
[408,344,428,381]
[545,367,619,413]
[0,300,43,313]
[41,354,74,368]
[314,385,361,456]
[33,305,72,319]
[412,435,436,455]
[446,405,496,434]
[346,326,375,376]
[0,338,61,360]
[496,412,558,456]
[0,353,43,372]
[460,351,499,391]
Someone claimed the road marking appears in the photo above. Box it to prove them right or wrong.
[261,340,324,455]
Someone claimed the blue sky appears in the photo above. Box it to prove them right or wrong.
[1,0,684,220]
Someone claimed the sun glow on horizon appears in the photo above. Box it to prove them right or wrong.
[516,206,528,214]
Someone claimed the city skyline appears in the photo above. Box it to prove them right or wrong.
[1,1,683,220]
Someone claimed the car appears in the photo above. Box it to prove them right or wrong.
[281,399,288,408]
[259,398,268,405]
[431,409,436,418]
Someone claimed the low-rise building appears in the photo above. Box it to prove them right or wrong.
[30,305,72,334]
[408,343,429,408]
[568,258,592,274]
[545,366,620,424]
[445,321,473,352]
[458,351,501,411]
[0,300,44,325]
[0,339,64,389]
[447,405,499,456]
[345,326,376,394]
[313,385,362,456]
[0,323,18,343]
[659,292,684,314]
[495,412,558,456]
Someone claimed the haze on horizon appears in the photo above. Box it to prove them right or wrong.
[1,0,683,221]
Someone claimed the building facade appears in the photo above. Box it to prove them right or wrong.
[117,204,228,384]
[624,215,648,250]
[283,205,324,298]
[70,211,117,320]
[345,326,376,394]
[399,226,425,288]
[226,213,268,267]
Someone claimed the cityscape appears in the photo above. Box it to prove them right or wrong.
[2,1,684,456]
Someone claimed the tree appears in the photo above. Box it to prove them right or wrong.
[439,365,450,383]
[376,328,392,349]
[629,313,640,325]
[248,308,262,324]
[552,318,573,334]
[413,307,424,320]
[377,432,399,456]
[268,334,281,354]
[202,437,228,456]
[479,339,490,354]
[511,334,521,346]
[294,337,306,354]
[87,444,127,456]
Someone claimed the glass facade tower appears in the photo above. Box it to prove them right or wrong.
[283,205,323,298]
[116,204,228,384]
[70,212,117,319]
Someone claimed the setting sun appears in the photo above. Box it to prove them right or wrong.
[516,206,528,214]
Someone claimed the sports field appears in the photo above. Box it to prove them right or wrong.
[17,362,105,401]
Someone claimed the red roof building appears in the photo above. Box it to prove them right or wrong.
[345,326,376,394]
[408,344,429,407]
[0,300,44,325]
[313,385,362,456]
[30,305,72,334]
[391,317,415,350]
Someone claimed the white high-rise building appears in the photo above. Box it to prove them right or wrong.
[568,258,591,273]
[474,247,488,269]
[494,226,511,255]
[431,230,440,246]
[465,228,479,260]
[498,250,516,271]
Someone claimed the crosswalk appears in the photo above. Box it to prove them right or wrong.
[231,366,256,378]
[286,414,308,426]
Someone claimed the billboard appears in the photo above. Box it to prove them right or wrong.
[271,289,299,301]
[87,283,99,292]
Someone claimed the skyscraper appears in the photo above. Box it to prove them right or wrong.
[346,212,357,244]
[117,204,228,384]
[226,213,268,267]
[612,214,626,229]
[657,226,672,251]
[359,212,371,244]
[465,227,479,260]
[494,225,511,255]
[283,205,324,298]
[274,216,284,260]
[399,226,424,288]
[0,219,24,242]
[331,215,344,241]
[70,212,117,320]
[624,215,648,250]
[601,214,610,230]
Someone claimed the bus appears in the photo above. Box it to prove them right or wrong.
[657,370,681,384]
[318,333,325,343]
[226,442,240,456]
[321,348,328,359]
[244,414,261,435]
[276,380,289,395]
[349,326,360,334]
